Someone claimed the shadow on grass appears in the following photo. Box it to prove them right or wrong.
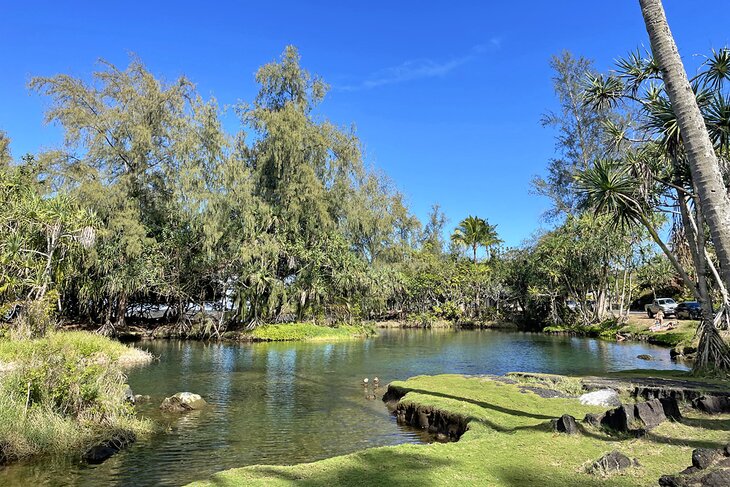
[680,416,730,431]
[644,429,727,450]
[402,388,555,420]
[495,464,626,487]
[206,449,454,486]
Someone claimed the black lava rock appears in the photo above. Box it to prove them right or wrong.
[551,414,579,434]
[590,450,635,475]
[83,445,119,464]
[583,412,605,428]
[660,397,683,421]
[692,395,730,414]
[634,399,667,429]
[693,448,722,470]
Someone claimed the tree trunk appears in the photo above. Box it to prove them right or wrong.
[639,0,730,295]
[678,191,713,318]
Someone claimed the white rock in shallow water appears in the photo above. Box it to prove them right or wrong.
[579,389,621,407]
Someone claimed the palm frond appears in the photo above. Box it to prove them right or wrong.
[583,74,624,111]
[576,160,644,228]
[697,48,730,91]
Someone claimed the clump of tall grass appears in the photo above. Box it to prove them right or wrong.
[0,331,153,464]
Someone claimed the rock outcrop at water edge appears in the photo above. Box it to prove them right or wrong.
[382,384,470,441]
[83,432,136,465]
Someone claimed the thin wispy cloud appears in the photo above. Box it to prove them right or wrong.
[338,39,500,92]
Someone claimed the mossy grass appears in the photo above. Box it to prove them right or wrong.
[242,322,375,342]
[0,331,153,463]
[188,374,730,486]
[505,371,586,395]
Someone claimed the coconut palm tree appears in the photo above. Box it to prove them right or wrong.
[450,216,502,263]
[638,0,730,299]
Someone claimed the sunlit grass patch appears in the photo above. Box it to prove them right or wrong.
[245,323,375,342]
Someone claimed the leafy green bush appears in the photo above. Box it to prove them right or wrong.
[405,311,439,327]
[432,301,463,321]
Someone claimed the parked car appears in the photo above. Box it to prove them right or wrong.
[645,298,677,318]
[675,301,701,320]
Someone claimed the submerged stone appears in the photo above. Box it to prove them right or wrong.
[134,394,151,404]
[82,433,136,465]
[83,445,119,464]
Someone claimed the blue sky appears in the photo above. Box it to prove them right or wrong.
[2,1,729,247]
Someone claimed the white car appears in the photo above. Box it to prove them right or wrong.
[645,298,677,318]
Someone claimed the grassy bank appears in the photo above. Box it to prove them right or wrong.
[0,330,153,369]
[372,319,519,330]
[543,317,698,348]
[189,374,730,486]
[0,331,153,464]
[235,323,375,342]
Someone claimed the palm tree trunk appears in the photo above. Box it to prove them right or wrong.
[639,0,730,294]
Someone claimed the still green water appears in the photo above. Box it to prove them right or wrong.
[0,329,686,486]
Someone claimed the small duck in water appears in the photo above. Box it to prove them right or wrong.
[373,377,380,388]
[363,378,369,386]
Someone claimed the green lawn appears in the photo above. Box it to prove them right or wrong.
[188,374,729,486]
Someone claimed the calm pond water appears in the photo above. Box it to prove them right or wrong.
[1,329,687,486]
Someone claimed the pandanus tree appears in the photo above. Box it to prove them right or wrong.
[450,216,501,263]
[578,158,730,371]
[0,161,97,336]
[580,6,730,370]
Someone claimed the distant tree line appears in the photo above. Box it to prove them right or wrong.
[0,47,512,338]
